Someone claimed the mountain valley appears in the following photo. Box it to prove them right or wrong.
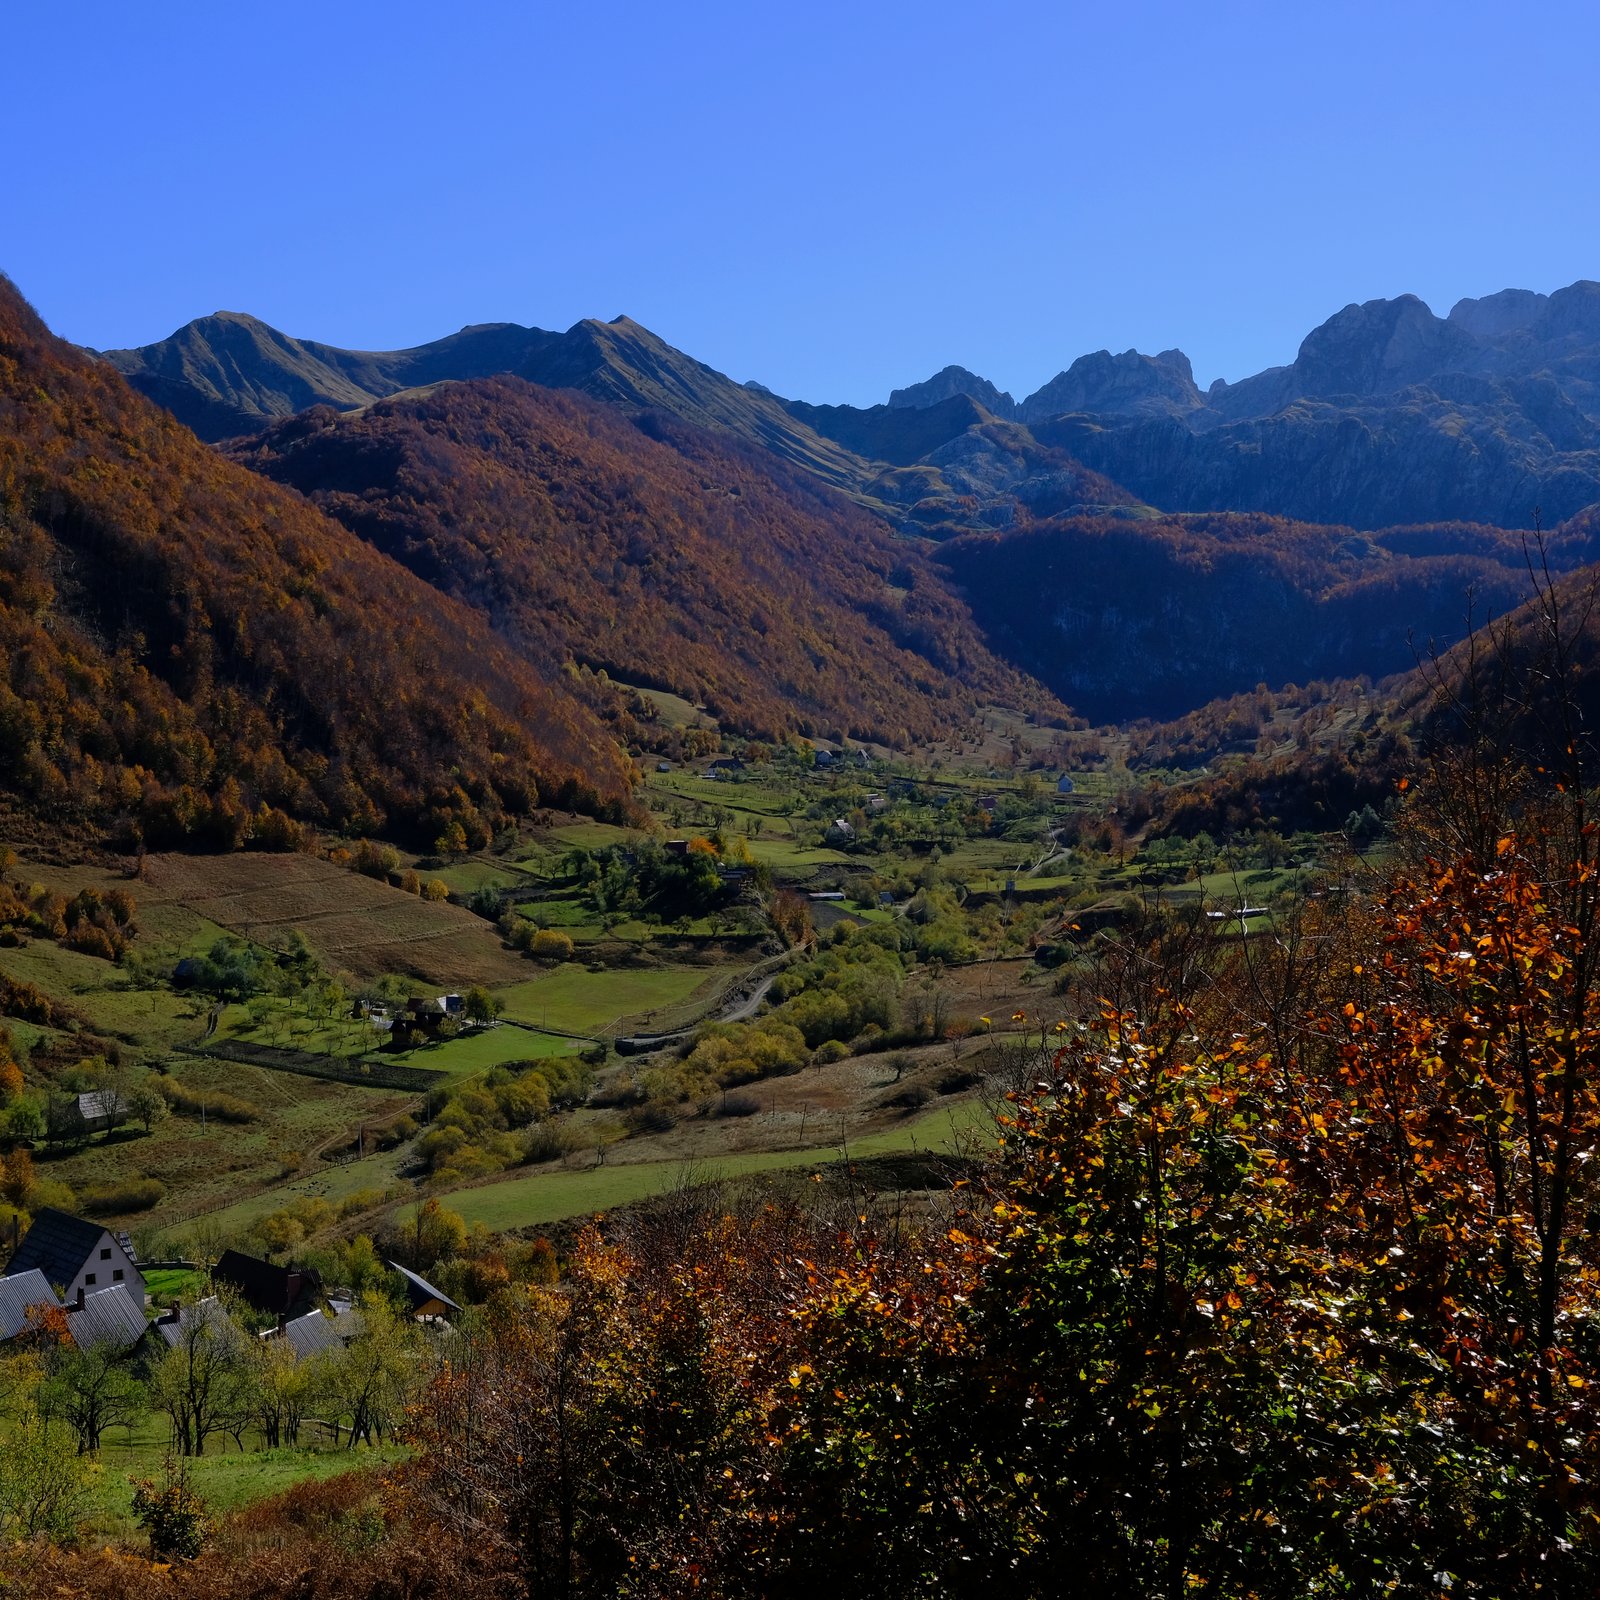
[8,262,1600,1594]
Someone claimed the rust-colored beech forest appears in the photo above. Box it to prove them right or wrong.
[0,280,633,849]
[227,376,1055,746]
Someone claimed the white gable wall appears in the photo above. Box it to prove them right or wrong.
[65,1230,144,1314]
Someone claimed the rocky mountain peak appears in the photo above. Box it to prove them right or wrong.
[888,365,1016,417]
[1535,279,1600,342]
[1018,346,1203,423]
[1448,287,1549,339]
[1293,294,1480,398]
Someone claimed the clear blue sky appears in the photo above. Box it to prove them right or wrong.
[7,0,1600,405]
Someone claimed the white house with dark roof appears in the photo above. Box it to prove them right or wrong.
[4,1207,144,1313]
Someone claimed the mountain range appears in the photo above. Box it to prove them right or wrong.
[102,279,1600,535]
[0,264,1588,857]
[818,283,1600,530]
[98,312,1134,538]
[75,275,1600,751]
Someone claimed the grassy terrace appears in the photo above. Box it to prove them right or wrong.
[75,1414,405,1543]
[378,1024,585,1078]
[493,966,719,1036]
[431,1097,994,1232]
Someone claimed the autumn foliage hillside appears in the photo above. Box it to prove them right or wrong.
[227,378,1058,744]
[0,277,631,846]
[1124,538,1600,842]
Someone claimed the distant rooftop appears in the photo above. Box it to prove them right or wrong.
[388,1261,462,1317]
[279,1305,360,1360]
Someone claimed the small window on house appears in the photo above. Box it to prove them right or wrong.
[100,1247,112,1260]
[113,1269,124,1281]
[84,1273,96,1287]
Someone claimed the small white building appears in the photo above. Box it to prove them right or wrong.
[3,1208,144,1314]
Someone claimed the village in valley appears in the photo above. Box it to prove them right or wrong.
[0,683,1358,1542]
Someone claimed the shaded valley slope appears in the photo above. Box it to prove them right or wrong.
[938,509,1600,722]
[226,378,1059,745]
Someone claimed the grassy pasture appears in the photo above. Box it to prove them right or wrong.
[379,1024,585,1078]
[432,1098,993,1232]
[142,1266,204,1305]
[492,965,716,1036]
[420,857,541,897]
[76,1414,404,1543]
[743,837,851,873]
[197,1141,414,1235]
[650,772,799,815]
[0,936,149,1003]
[539,820,638,850]
[43,1053,415,1228]
[611,680,713,730]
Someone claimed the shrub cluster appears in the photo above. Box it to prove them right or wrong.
[0,883,136,961]
[154,1075,260,1124]
[80,1177,165,1215]
[417,1057,592,1185]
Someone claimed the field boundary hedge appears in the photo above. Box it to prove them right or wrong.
[176,1041,442,1093]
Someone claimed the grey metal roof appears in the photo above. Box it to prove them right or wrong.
[75,1091,128,1122]
[67,1285,147,1351]
[0,1269,61,1339]
[5,1208,107,1290]
[387,1261,462,1315]
[279,1306,360,1360]
[153,1296,243,1349]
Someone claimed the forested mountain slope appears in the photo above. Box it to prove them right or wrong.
[226,377,1060,745]
[938,509,1600,722]
[0,276,631,847]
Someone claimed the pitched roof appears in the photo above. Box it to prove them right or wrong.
[214,1249,312,1315]
[388,1261,462,1316]
[75,1090,128,1121]
[0,1269,62,1339]
[68,1285,148,1351]
[5,1208,108,1289]
[279,1305,360,1360]
[153,1296,243,1349]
